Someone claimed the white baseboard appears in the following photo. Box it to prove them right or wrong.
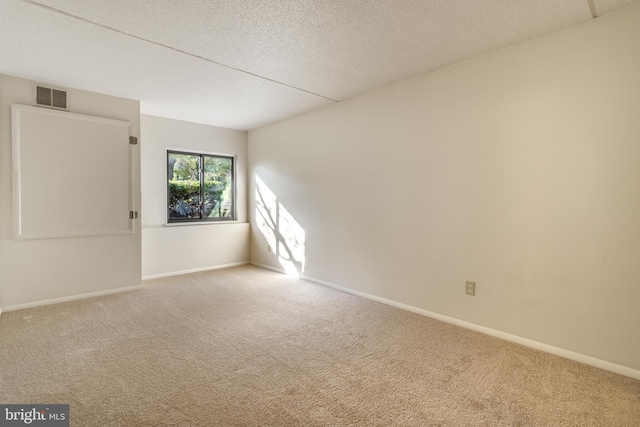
[0,284,144,314]
[249,261,640,380]
[251,262,287,274]
[142,261,249,281]
[0,261,250,314]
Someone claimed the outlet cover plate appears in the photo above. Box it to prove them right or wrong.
[466,281,476,296]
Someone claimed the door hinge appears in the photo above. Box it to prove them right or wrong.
[129,136,138,145]
[129,211,139,219]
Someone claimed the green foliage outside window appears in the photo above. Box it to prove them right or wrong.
[168,151,234,221]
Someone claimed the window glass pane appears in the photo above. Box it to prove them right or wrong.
[168,153,201,220]
[203,156,233,219]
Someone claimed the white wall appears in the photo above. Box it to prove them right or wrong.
[248,6,640,372]
[141,115,249,278]
[0,74,141,310]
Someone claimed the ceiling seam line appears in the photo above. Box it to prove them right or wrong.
[20,0,339,103]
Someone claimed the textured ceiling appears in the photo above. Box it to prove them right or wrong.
[0,0,639,130]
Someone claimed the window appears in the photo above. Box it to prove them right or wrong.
[167,150,235,222]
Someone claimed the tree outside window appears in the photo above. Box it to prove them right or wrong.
[167,150,235,222]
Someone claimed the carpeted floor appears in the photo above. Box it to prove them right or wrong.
[0,265,638,426]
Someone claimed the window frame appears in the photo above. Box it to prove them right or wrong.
[166,149,236,224]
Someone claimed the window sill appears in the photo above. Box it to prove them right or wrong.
[164,220,242,227]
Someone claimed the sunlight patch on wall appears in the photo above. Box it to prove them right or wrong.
[255,176,278,251]
[255,176,305,276]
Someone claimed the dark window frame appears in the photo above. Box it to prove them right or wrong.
[167,149,236,223]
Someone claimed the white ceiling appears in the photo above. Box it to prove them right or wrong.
[0,0,638,130]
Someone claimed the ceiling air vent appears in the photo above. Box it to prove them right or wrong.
[35,85,68,110]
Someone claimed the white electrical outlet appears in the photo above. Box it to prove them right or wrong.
[465,281,476,296]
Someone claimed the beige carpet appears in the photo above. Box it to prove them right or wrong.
[0,265,638,426]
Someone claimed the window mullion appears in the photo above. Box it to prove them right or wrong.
[199,154,205,219]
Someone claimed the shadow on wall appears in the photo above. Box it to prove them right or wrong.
[255,176,305,276]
